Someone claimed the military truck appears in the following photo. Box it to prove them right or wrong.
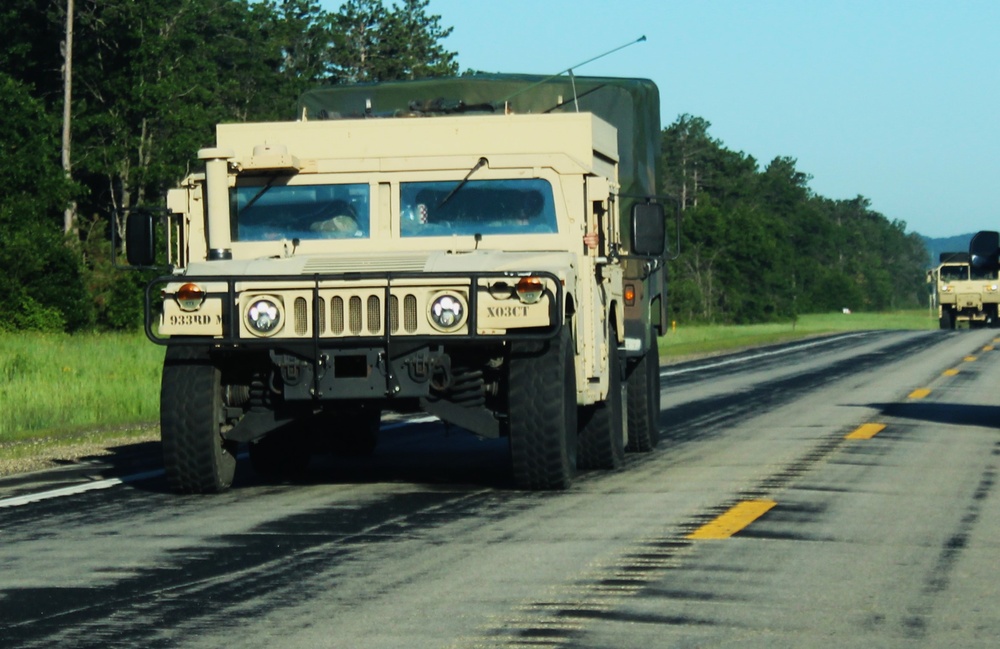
[124,74,669,493]
[934,252,974,329]
[935,242,1000,329]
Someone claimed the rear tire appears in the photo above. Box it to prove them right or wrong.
[578,332,625,470]
[508,326,577,490]
[625,335,661,453]
[160,347,238,493]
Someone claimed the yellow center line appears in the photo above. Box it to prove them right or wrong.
[846,423,886,440]
[984,345,995,352]
[943,368,960,376]
[965,356,978,362]
[687,500,777,540]
[908,388,931,399]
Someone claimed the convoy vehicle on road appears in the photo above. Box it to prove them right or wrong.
[124,74,670,493]
[935,237,1000,330]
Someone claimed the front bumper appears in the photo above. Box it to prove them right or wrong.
[145,269,563,348]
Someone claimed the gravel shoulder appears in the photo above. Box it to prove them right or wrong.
[0,426,160,477]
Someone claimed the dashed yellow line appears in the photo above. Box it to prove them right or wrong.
[908,388,931,399]
[846,423,886,440]
[965,356,978,362]
[687,500,777,540]
[943,368,960,376]
[984,345,995,352]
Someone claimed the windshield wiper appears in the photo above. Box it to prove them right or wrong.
[438,157,488,208]
[240,175,281,214]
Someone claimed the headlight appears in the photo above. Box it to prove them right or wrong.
[246,297,283,335]
[487,281,515,300]
[428,293,466,332]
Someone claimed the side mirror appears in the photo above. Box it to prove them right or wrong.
[125,210,157,267]
[631,202,665,256]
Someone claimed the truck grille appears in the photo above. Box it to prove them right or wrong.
[295,292,420,336]
[294,297,309,335]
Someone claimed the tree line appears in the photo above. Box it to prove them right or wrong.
[0,0,927,332]
[662,115,928,324]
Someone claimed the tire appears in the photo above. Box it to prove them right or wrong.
[508,326,577,490]
[577,331,625,470]
[248,428,311,480]
[160,347,238,493]
[625,334,661,453]
[939,308,954,330]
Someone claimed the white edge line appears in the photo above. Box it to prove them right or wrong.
[660,332,871,377]
[0,468,165,509]
[381,415,440,430]
[0,416,444,509]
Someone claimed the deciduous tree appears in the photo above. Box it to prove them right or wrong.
[329,0,457,83]
[0,73,90,331]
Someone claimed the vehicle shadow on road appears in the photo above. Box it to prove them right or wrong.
[304,430,514,490]
[47,440,162,477]
[863,402,1000,430]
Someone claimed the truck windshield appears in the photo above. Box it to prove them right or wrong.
[232,182,370,241]
[940,265,969,281]
[400,178,557,237]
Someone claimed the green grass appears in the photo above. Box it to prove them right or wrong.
[0,332,164,443]
[660,310,937,358]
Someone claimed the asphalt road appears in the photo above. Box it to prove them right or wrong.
[2,329,999,648]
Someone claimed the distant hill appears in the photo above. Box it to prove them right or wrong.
[922,233,976,266]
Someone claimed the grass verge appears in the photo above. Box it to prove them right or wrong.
[0,332,163,474]
[659,310,936,359]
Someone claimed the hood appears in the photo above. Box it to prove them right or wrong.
[183,249,575,278]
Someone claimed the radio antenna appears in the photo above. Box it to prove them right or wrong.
[500,35,647,106]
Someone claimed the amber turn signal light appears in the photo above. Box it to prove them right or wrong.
[516,277,544,304]
[175,283,206,312]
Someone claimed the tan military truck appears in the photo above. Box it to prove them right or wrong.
[124,74,668,493]
[934,250,1000,329]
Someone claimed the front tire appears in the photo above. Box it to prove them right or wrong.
[160,347,238,493]
[939,307,955,330]
[508,326,577,490]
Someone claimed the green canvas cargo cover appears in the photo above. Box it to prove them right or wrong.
[297,74,661,215]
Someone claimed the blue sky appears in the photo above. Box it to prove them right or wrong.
[324,1,1000,239]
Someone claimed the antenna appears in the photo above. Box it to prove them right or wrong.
[568,70,579,112]
[500,35,647,105]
